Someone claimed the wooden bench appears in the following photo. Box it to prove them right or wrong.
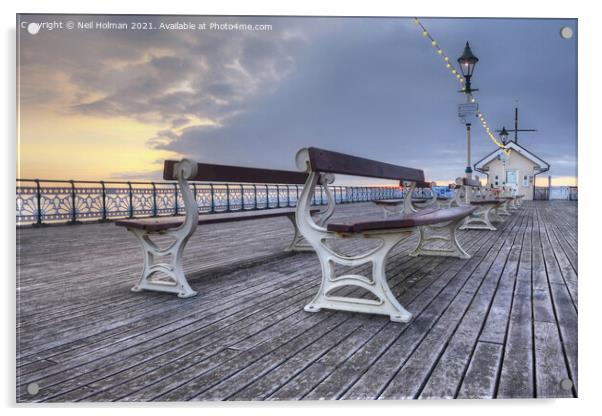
[451,177,506,231]
[294,147,477,323]
[499,185,524,210]
[372,180,452,217]
[474,184,524,215]
[116,159,322,298]
[484,186,513,215]
[372,180,471,261]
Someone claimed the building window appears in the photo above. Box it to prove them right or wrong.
[506,170,518,185]
[523,175,532,187]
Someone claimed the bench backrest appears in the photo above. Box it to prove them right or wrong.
[302,147,425,182]
[163,160,309,184]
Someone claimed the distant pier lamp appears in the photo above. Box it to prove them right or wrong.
[457,42,479,178]
[499,126,509,144]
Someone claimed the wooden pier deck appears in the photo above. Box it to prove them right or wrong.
[16,201,578,402]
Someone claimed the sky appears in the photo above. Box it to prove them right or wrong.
[17,15,577,186]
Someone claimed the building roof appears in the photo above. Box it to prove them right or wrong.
[474,140,550,172]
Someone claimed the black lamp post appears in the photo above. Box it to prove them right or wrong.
[499,126,509,144]
[457,42,479,177]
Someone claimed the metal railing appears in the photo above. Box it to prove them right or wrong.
[534,186,578,201]
[16,179,408,226]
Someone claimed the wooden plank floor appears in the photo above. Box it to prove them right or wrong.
[16,201,578,402]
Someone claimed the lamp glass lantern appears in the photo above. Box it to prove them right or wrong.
[457,41,479,80]
[499,126,509,144]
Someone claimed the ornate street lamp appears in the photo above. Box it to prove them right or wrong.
[499,126,509,144]
[457,42,479,178]
[457,42,479,94]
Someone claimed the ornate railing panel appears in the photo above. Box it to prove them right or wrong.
[16,179,405,226]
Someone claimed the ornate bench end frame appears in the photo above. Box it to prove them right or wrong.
[128,159,199,298]
[294,148,413,323]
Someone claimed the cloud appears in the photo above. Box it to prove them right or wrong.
[19,15,577,183]
[147,18,577,184]
[21,15,303,129]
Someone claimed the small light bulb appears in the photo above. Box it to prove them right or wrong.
[452,69,457,74]
[422,31,428,37]
[431,40,437,46]
[414,18,420,25]
[446,63,451,68]
[437,49,443,55]
[444,56,449,61]
[471,98,475,102]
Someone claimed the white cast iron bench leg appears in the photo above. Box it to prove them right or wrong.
[409,218,470,259]
[496,200,512,216]
[452,183,497,231]
[285,189,335,252]
[304,229,414,323]
[128,159,199,298]
[459,205,497,231]
[375,183,468,259]
[405,184,470,258]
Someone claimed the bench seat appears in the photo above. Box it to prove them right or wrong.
[116,207,318,232]
[327,206,476,233]
[470,199,504,206]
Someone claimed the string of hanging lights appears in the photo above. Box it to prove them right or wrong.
[413,17,510,155]
[413,18,466,87]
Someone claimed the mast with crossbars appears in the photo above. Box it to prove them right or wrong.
[496,106,537,145]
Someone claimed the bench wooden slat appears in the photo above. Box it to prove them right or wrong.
[306,147,424,182]
[163,161,310,184]
[327,206,476,233]
[116,207,318,232]
[470,200,504,206]
[374,197,449,206]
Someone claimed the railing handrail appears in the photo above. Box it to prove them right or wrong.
[16,178,409,226]
[16,178,402,187]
